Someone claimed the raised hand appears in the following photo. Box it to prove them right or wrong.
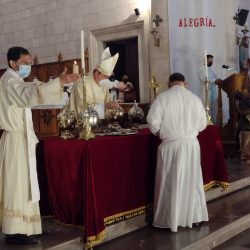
[59,67,80,85]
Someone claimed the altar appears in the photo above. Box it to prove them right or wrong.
[37,125,228,249]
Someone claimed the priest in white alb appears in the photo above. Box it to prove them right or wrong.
[0,46,79,244]
[69,47,120,118]
[147,72,208,232]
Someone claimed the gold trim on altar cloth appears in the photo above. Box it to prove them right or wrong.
[85,204,153,249]
[104,204,152,225]
[204,181,229,191]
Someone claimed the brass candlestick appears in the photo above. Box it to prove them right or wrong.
[204,77,213,125]
[77,72,96,140]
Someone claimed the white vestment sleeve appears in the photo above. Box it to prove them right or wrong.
[6,77,62,106]
[95,103,105,119]
[147,98,163,135]
[198,103,207,132]
[37,78,63,104]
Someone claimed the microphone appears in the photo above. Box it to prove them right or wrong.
[222,65,238,72]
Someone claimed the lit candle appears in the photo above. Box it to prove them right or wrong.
[204,50,208,80]
[73,60,79,74]
[81,30,85,73]
[152,22,156,29]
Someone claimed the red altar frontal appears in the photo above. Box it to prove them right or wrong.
[36,125,228,248]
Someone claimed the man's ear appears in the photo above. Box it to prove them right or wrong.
[9,60,16,69]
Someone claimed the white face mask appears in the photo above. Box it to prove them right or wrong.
[99,79,109,86]
[18,64,31,78]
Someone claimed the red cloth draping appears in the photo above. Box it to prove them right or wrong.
[198,125,229,190]
[37,125,228,248]
[37,129,157,247]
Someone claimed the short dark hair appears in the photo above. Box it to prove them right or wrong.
[7,46,30,66]
[207,54,214,59]
[169,72,185,83]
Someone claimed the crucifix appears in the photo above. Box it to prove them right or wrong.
[153,14,163,27]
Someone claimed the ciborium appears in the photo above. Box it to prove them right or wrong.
[57,103,76,139]
[105,106,124,130]
[128,101,144,127]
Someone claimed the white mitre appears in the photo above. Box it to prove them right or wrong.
[96,47,119,77]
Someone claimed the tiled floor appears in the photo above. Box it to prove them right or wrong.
[1,158,250,250]
[214,228,250,250]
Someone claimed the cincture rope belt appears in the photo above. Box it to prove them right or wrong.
[163,134,197,142]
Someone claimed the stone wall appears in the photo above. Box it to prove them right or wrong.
[150,0,170,94]
[0,0,171,101]
[0,0,151,67]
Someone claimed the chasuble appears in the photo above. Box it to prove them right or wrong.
[69,75,110,119]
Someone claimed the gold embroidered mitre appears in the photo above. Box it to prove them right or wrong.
[96,47,119,77]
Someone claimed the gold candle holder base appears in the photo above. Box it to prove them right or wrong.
[79,127,95,140]
[205,107,213,125]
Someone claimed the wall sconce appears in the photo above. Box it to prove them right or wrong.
[134,8,140,16]
[150,14,163,47]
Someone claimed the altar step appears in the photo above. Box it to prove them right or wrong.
[181,186,250,250]
[1,177,250,250]
[95,185,250,250]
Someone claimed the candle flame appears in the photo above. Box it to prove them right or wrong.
[74,60,77,65]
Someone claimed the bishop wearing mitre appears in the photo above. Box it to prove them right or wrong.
[69,47,120,119]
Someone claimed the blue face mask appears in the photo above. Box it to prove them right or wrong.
[18,64,31,78]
